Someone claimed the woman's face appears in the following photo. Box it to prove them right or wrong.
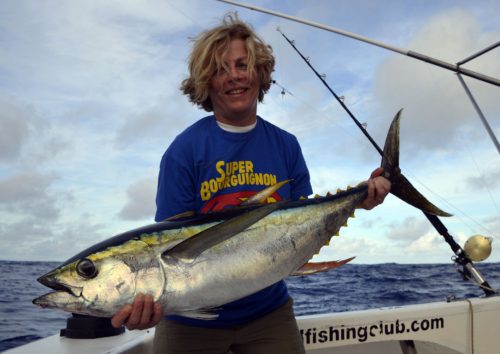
[208,38,260,126]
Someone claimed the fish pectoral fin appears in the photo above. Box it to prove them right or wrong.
[291,256,355,276]
[162,202,282,261]
[175,308,220,320]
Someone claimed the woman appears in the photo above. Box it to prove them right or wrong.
[111,13,390,354]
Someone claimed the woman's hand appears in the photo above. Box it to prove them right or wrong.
[359,167,391,210]
[111,293,164,330]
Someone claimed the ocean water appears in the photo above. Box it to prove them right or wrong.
[1,260,498,352]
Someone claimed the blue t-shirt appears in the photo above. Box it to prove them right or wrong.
[155,115,312,327]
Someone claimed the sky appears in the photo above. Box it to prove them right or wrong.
[0,0,499,265]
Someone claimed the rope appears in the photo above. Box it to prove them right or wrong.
[465,298,474,354]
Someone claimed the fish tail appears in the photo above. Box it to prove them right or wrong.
[382,109,451,217]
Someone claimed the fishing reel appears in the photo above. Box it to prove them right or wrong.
[463,235,493,262]
[452,235,496,295]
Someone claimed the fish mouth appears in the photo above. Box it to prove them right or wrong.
[33,277,83,309]
[37,272,82,297]
[32,288,87,311]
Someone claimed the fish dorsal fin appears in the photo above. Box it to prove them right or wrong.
[163,202,281,261]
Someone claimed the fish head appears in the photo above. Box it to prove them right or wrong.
[33,238,165,317]
[33,256,136,316]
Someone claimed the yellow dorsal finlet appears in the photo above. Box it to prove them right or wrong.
[241,179,291,206]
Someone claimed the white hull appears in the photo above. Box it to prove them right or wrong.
[6,295,499,354]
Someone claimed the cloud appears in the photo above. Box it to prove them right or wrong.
[118,177,157,221]
[466,165,500,191]
[0,172,61,219]
[0,93,70,171]
[480,216,500,244]
[0,96,37,161]
[371,9,500,153]
[0,1,202,115]
[405,231,443,253]
[330,237,384,256]
[0,214,107,261]
[0,172,55,203]
[386,216,432,242]
[114,95,200,150]
[1,1,498,264]
[116,106,170,147]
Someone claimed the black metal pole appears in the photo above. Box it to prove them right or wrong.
[279,30,496,296]
[456,74,500,155]
[218,0,500,87]
[457,41,500,66]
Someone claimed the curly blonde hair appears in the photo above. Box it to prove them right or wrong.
[180,13,275,112]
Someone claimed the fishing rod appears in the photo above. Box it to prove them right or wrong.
[218,0,500,155]
[278,29,496,296]
[275,28,383,157]
[217,0,497,295]
[217,0,500,88]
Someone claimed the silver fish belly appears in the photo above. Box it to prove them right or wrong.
[160,192,364,315]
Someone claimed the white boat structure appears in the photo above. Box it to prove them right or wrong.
[6,294,500,354]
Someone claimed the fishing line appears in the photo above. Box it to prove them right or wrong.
[218,0,500,87]
[461,117,500,215]
[165,1,200,29]
[277,28,383,157]
[407,172,499,241]
[399,59,500,236]
[453,134,500,240]
[278,28,496,295]
[388,63,500,240]
[459,131,500,216]
[269,80,370,153]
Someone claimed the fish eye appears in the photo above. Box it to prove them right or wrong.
[76,259,98,279]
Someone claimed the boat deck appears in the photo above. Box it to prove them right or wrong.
[6,296,500,354]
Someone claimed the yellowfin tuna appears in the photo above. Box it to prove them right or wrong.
[33,111,450,318]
